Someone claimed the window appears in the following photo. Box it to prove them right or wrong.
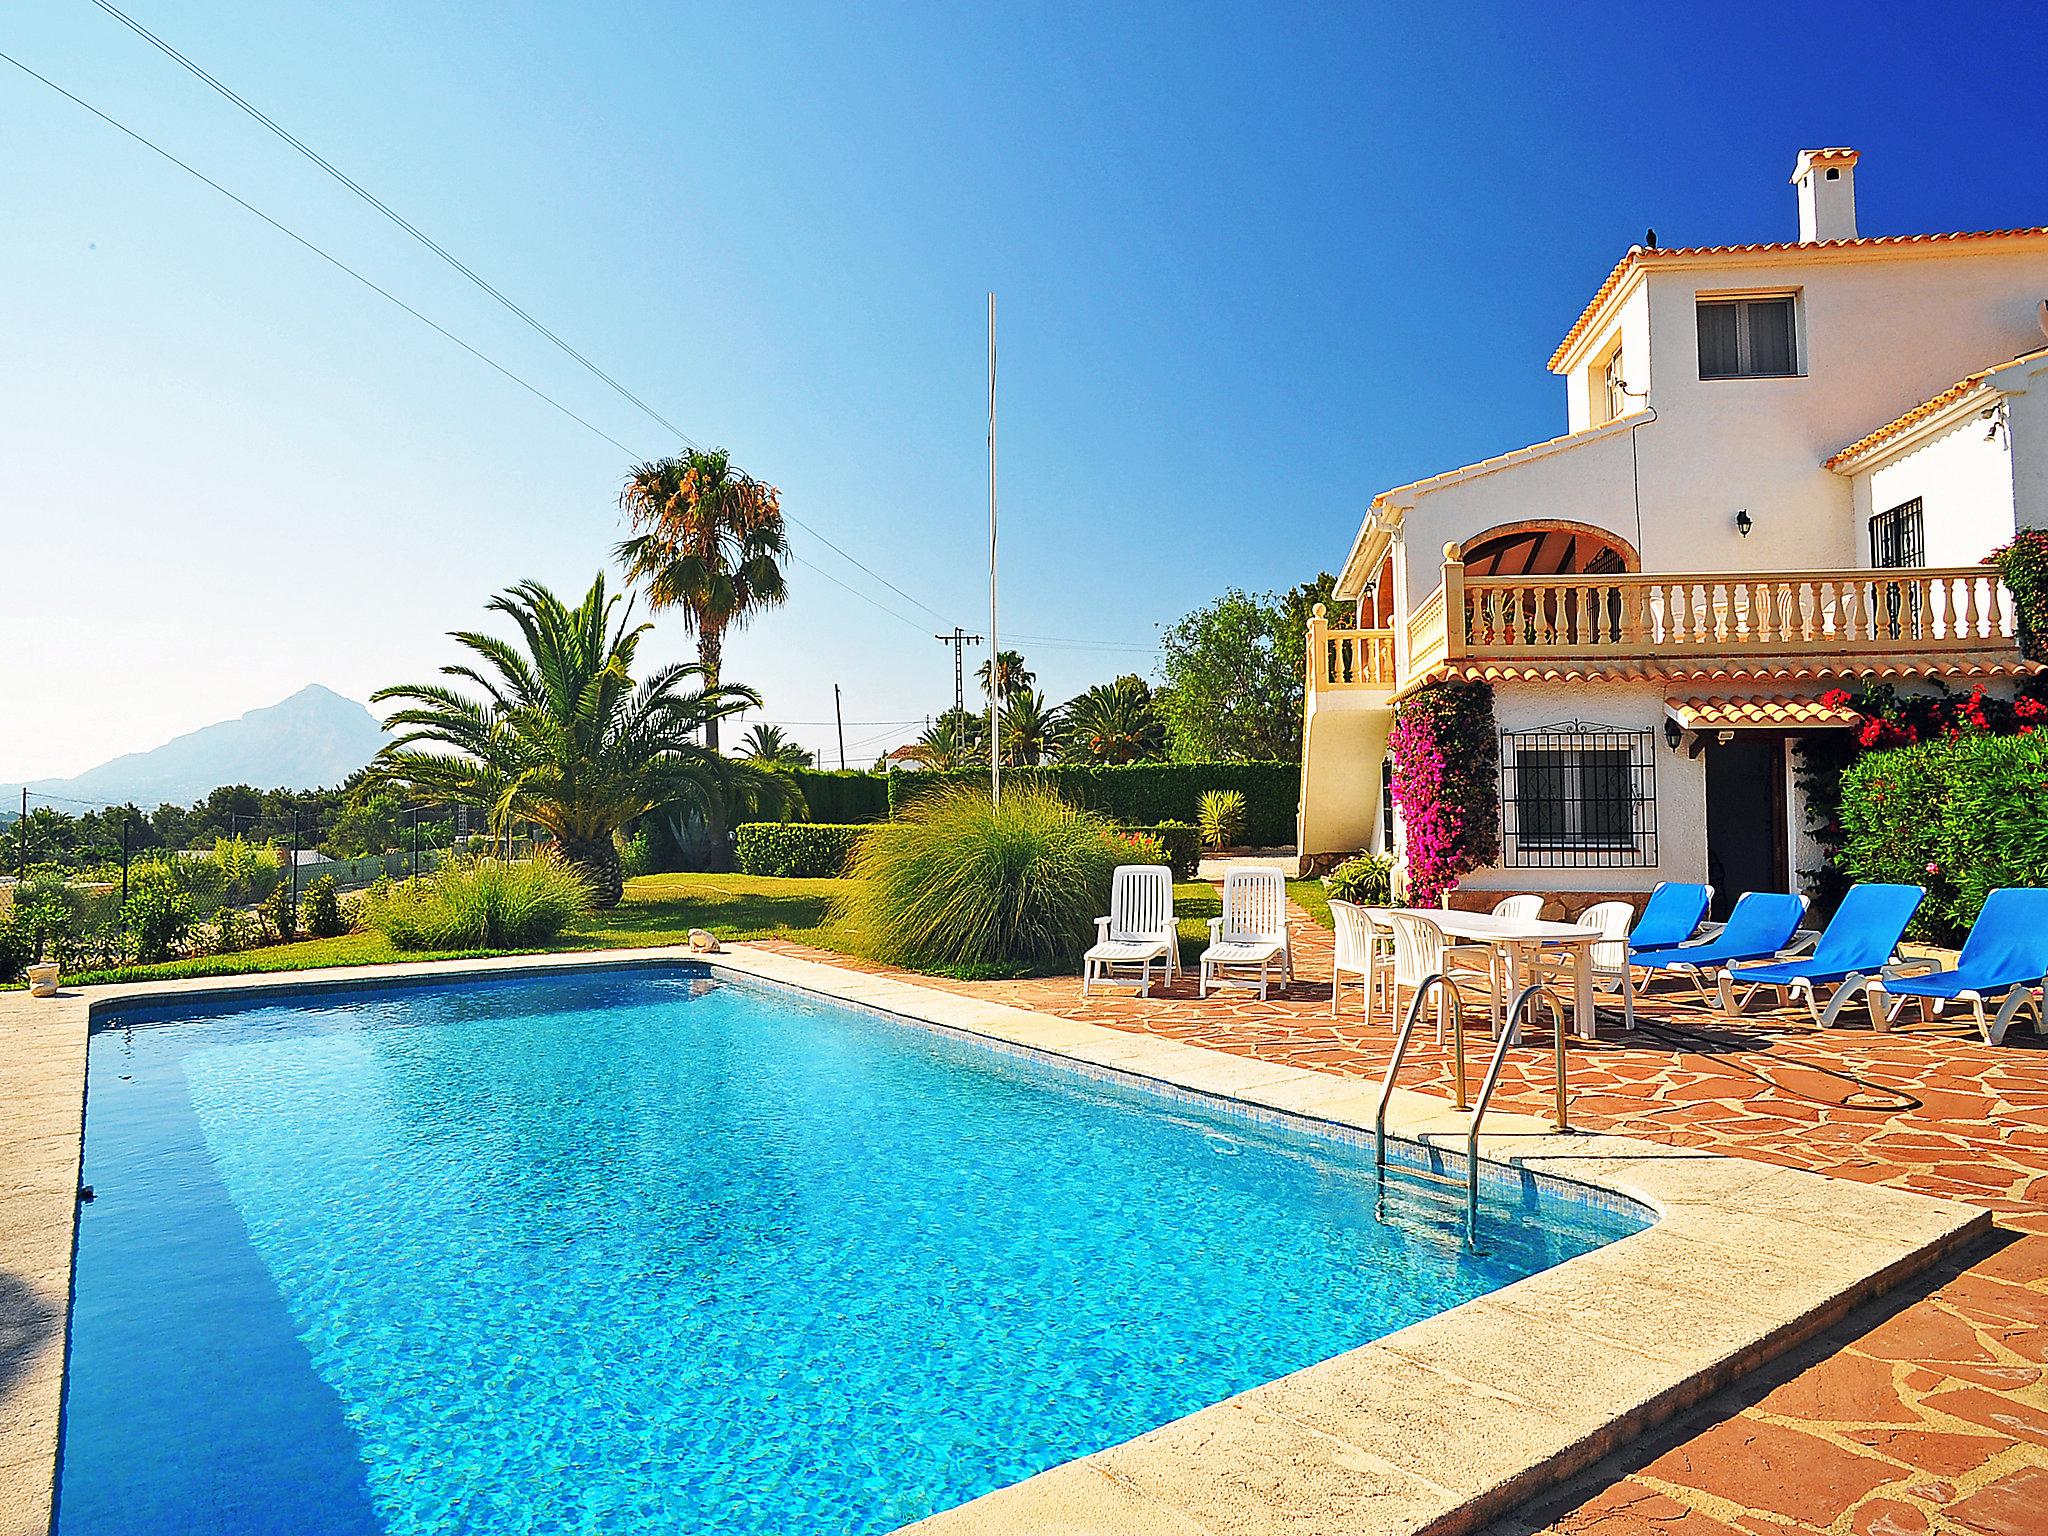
[1500,722,1657,868]
[1602,346,1629,424]
[1869,498,1924,568]
[1869,498,1926,638]
[1697,295,1798,379]
[1380,757,1396,853]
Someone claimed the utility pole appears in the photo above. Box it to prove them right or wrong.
[17,789,25,880]
[120,815,132,907]
[833,684,847,771]
[289,807,301,938]
[986,291,1001,803]
[934,628,983,717]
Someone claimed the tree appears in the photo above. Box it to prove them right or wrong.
[1059,676,1167,764]
[615,449,789,751]
[363,574,786,906]
[1000,691,1061,766]
[909,709,987,771]
[736,723,815,769]
[975,649,1034,702]
[1156,589,1301,762]
[1278,572,1357,691]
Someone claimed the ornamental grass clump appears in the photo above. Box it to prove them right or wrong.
[834,784,1119,978]
[367,855,591,952]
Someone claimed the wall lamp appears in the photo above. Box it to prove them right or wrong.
[1734,508,1754,538]
[1663,716,1684,750]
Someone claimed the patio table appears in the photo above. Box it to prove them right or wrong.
[1395,907,1602,1041]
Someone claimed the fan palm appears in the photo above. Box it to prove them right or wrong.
[1000,690,1061,766]
[975,649,1034,702]
[615,448,788,750]
[364,575,784,907]
[1060,675,1167,764]
[736,723,815,769]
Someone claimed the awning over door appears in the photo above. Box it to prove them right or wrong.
[1664,695,1860,732]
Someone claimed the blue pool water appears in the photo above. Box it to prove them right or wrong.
[62,966,1647,1536]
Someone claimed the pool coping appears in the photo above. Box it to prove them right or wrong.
[0,944,1991,1536]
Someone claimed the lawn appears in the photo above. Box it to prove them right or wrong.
[54,871,1333,988]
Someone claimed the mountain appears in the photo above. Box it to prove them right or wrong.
[3,686,389,811]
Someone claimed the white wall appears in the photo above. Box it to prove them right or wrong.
[2011,364,2048,532]
[1454,682,1708,896]
[1850,414,2016,567]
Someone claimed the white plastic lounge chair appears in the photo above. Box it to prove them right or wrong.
[1082,864,1178,997]
[1199,868,1293,998]
[1330,900,1393,1018]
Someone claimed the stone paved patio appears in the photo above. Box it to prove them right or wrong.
[758,904,2048,1536]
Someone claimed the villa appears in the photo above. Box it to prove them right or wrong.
[1299,148,2048,914]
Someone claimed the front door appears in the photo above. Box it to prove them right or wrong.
[1703,737,1788,920]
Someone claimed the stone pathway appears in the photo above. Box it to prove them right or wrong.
[757,899,2048,1536]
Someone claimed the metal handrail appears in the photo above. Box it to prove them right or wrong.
[1373,971,1466,1207]
[1462,984,1566,1249]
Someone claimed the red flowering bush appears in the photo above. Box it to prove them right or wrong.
[1388,682,1499,906]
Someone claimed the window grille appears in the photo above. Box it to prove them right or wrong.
[1697,296,1798,378]
[1868,498,1926,637]
[1501,721,1657,868]
[1380,757,1396,853]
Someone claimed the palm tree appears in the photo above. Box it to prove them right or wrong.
[911,709,986,771]
[975,649,1034,703]
[1060,675,1167,764]
[615,448,788,750]
[736,723,815,769]
[364,575,785,907]
[1000,690,1061,766]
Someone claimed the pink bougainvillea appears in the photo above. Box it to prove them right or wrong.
[1388,682,1500,906]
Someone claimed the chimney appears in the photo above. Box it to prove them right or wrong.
[1791,148,1859,243]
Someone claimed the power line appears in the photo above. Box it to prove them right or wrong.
[85,0,964,631]
[0,49,641,456]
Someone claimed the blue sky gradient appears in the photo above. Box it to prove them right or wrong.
[5,1,2040,780]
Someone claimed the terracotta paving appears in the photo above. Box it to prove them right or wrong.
[755,901,2048,1536]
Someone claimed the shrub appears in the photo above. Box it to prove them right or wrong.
[1116,821,1199,879]
[1838,730,2048,942]
[1389,681,1500,906]
[1197,789,1246,851]
[211,906,252,956]
[211,835,282,907]
[1324,853,1393,906]
[833,784,1118,977]
[261,880,296,944]
[0,923,29,983]
[1108,829,1170,868]
[733,823,866,878]
[1992,530,2048,662]
[122,865,197,964]
[620,827,657,878]
[887,762,1299,845]
[365,855,591,951]
[301,875,346,938]
[8,874,79,965]
[786,769,890,824]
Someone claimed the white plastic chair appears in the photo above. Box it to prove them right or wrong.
[1387,911,1497,1043]
[1575,901,1637,992]
[1329,900,1393,1018]
[1199,868,1293,998]
[1082,865,1178,997]
[1492,894,1546,922]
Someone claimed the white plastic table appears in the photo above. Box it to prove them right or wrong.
[1398,908,1602,1040]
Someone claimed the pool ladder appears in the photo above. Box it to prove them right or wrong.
[1373,976,1570,1250]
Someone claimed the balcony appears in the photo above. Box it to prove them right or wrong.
[1308,546,2028,698]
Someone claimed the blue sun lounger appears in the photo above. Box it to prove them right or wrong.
[1623,890,1808,1028]
[1625,881,1713,956]
[1714,883,1924,1029]
[1865,888,2048,1046]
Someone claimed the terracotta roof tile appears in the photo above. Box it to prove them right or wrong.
[1664,695,1861,731]
[1548,228,2048,374]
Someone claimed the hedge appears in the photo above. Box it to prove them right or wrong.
[733,823,868,878]
[1838,730,2048,942]
[784,769,889,824]
[888,763,1299,846]
[1118,821,1200,879]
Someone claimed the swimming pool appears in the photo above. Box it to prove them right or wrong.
[61,965,1648,1536]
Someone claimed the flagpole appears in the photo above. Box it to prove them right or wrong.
[987,291,1000,803]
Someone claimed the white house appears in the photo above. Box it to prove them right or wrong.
[1299,149,2048,915]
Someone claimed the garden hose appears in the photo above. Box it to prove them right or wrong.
[1623,1014,1923,1116]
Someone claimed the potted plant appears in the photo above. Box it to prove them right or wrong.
[25,954,59,997]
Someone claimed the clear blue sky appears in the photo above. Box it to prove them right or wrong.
[4,1,2041,781]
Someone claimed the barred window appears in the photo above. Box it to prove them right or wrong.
[1501,722,1657,868]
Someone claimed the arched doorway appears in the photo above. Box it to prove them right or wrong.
[1460,520,1638,577]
